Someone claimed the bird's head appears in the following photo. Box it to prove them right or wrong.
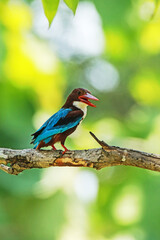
[65,88,99,108]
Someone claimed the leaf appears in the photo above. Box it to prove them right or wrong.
[42,0,60,26]
[64,0,79,14]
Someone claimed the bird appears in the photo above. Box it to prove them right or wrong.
[31,88,99,154]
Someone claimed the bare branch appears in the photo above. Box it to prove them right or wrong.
[0,132,160,175]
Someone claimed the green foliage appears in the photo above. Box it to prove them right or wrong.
[42,0,79,25]
[64,0,79,14]
[42,0,60,26]
[40,0,159,25]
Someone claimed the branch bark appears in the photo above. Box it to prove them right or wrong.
[0,132,160,175]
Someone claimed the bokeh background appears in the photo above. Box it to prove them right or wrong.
[0,0,160,239]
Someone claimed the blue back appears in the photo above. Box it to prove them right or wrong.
[32,108,82,146]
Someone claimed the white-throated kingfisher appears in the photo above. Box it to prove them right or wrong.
[31,88,99,154]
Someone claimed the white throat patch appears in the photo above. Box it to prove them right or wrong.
[73,101,88,118]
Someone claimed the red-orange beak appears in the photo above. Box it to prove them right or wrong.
[78,93,99,107]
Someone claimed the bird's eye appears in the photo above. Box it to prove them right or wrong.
[78,91,81,96]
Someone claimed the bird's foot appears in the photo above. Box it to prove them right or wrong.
[61,144,69,154]
[52,145,57,150]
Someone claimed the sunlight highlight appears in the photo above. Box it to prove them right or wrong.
[94,118,122,142]
[129,72,160,106]
[105,30,129,60]
[34,168,79,198]
[85,59,119,92]
[139,1,155,21]
[140,22,160,53]
[0,2,32,31]
[112,185,143,225]
[74,170,99,203]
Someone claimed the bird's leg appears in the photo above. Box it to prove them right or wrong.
[61,144,69,154]
[52,145,57,150]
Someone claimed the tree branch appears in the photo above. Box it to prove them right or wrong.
[0,132,160,175]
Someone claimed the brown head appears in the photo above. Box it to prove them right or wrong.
[63,88,99,108]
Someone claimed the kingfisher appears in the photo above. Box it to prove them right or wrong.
[31,88,99,154]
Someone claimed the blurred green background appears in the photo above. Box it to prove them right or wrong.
[0,0,160,239]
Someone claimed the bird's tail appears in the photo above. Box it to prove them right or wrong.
[33,143,39,149]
